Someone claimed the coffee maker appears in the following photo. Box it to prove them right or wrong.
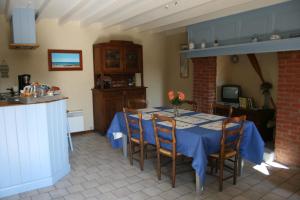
[18,74,31,92]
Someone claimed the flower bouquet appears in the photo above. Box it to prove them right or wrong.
[168,91,185,116]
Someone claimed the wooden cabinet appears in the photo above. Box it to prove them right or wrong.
[93,40,142,74]
[124,46,142,73]
[92,40,146,134]
[102,46,123,73]
[92,87,146,134]
[125,88,146,106]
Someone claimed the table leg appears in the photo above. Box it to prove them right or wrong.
[122,134,128,158]
[238,158,244,176]
[195,173,204,193]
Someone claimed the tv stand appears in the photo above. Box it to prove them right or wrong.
[217,101,239,108]
[232,107,275,142]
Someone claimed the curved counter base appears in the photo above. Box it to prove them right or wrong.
[0,99,70,198]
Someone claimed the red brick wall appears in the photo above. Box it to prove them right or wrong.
[275,51,300,166]
[192,57,217,113]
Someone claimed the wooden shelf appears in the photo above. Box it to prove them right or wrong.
[9,43,39,49]
[181,37,300,58]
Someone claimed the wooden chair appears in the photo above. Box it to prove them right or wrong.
[127,99,147,109]
[183,100,198,112]
[209,115,246,191]
[152,114,181,188]
[123,108,148,170]
[210,103,233,117]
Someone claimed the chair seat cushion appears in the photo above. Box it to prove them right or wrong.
[159,148,181,157]
[209,150,237,159]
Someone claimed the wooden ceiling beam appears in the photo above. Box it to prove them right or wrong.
[36,0,52,23]
[247,54,276,109]
[247,54,265,82]
[80,0,138,27]
[100,0,173,29]
[120,0,214,31]
[59,0,90,25]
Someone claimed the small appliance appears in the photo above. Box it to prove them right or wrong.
[18,74,31,92]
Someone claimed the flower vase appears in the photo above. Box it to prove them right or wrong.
[173,105,180,117]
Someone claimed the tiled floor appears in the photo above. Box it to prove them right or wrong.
[3,133,300,200]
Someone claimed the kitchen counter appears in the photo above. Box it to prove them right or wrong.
[0,101,19,107]
[0,99,70,198]
[0,95,67,107]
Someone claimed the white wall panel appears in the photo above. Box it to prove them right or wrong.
[0,100,70,198]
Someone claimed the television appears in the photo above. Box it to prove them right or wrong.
[221,85,241,103]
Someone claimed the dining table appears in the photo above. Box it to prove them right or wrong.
[106,107,264,192]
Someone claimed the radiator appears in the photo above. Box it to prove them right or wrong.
[67,110,84,133]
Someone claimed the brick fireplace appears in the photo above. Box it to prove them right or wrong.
[192,57,216,113]
[275,51,300,166]
[192,51,300,166]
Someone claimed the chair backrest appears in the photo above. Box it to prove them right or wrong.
[183,100,198,112]
[210,103,233,117]
[127,99,147,109]
[123,108,144,143]
[152,114,177,155]
[220,115,246,158]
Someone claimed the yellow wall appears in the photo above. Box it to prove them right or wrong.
[164,32,193,105]
[217,53,278,107]
[0,15,167,130]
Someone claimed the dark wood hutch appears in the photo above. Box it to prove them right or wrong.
[92,40,146,134]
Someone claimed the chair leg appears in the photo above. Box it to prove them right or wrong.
[129,141,133,166]
[210,158,214,174]
[233,155,238,185]
[172,157,176,188]
[156,153,161,180]
[215,159,218,173]
[145,144,148,159]
[140,143,144,171]
[219,158,224,192]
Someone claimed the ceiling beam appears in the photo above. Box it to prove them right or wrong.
[80,0,138,27]
[138,0,244,32]
[150,0,288,33]
[120,0,214,31]
[59,0,90,25]
[36,0,51,23]
[100,0,174,29]
[247,54,276,109]
[137,0,217,32]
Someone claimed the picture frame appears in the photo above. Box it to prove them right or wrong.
[180,53,189,78]
[48,49,83,71]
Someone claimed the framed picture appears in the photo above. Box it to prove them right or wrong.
[180,53,189,78]
[48,49,83,71]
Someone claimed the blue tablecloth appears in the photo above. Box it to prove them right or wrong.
[107,109,264,184]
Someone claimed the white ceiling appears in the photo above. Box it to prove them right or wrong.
[0,0,289,33]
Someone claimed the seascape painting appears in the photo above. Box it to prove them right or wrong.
[48,49,83,71]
